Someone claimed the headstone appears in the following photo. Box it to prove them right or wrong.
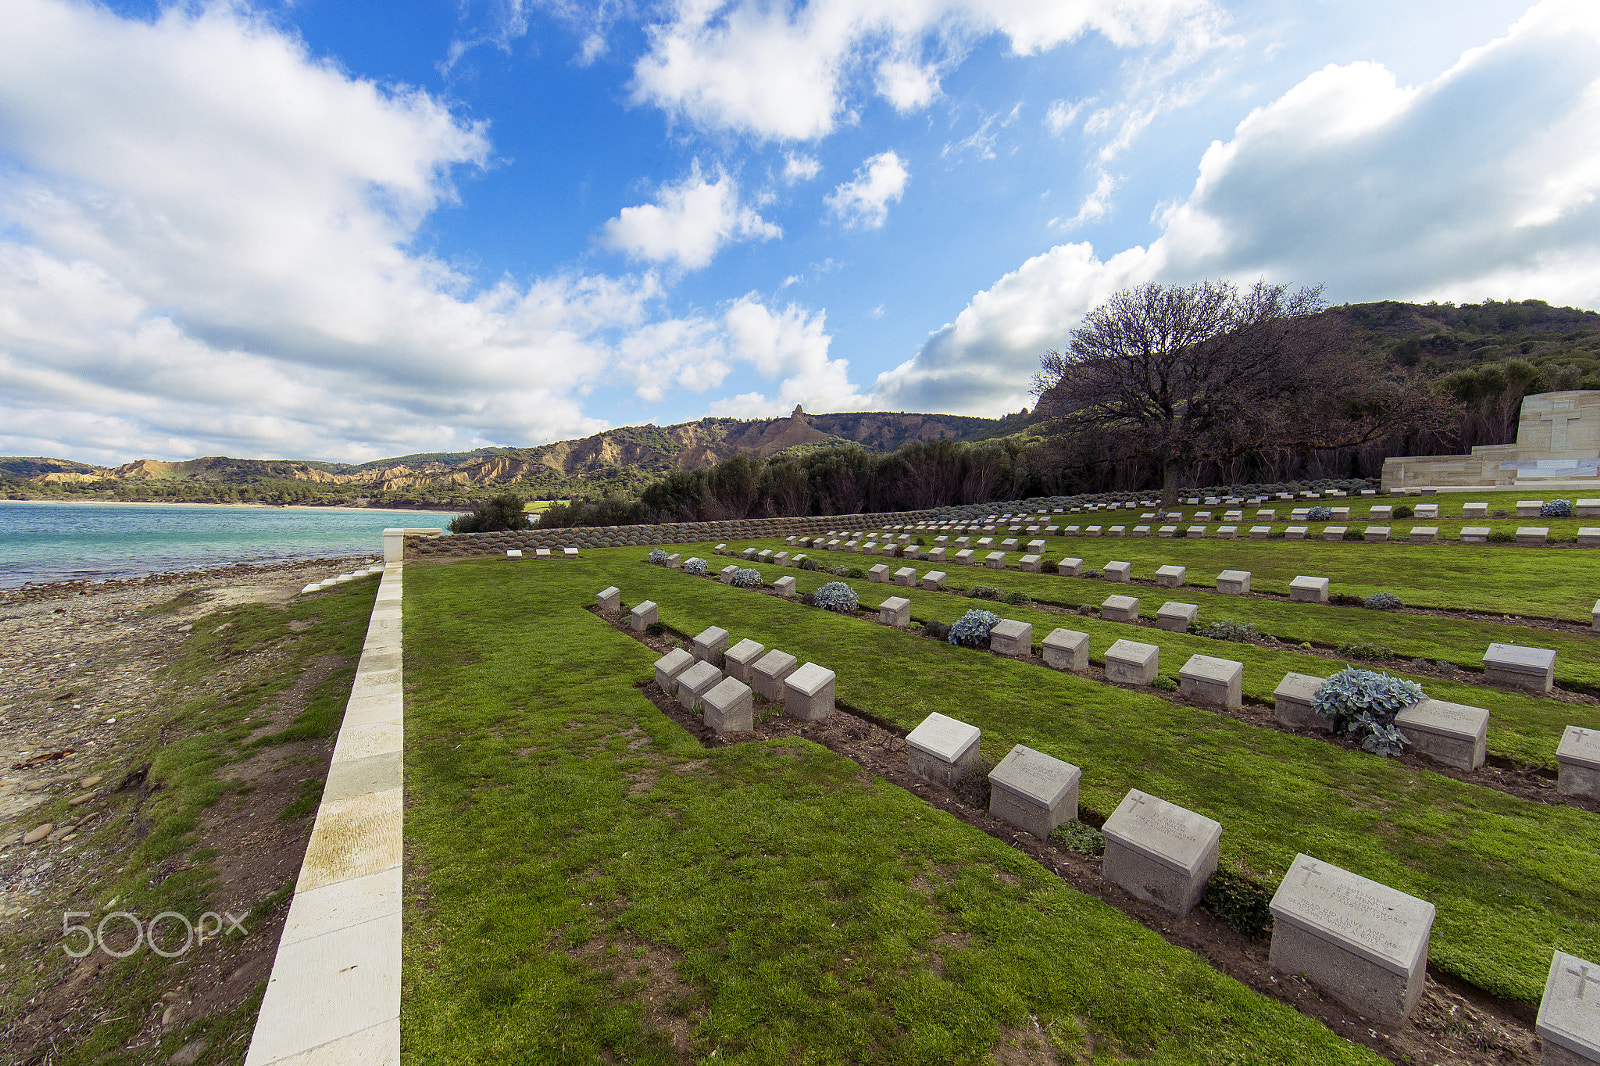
[976,537,994,549]
[907,712,981,787]
[1101,594,1140,623]
[1001,538,1020,551]
[1019,554,1042,573]
[1102,789,1221,916]
[774,575,797,597]
[1482,642,1556,693]
[1105,560,1131,582]
[506,548,522,560]
[894,566,917,586]
[989,619,1032,657]
[1273,672,1332,732]
[1187,525,1209,538]
[1516,526,1550,545]
[1041,628,1090,671]
[676,660,723,711]
[953,549,974,566]
[1289,576,1330,604]
[1321,526,1347,542]
[1257,509,1278,520]
[1462,503,1489,518]
[1057,557,1083,577]
[1518,500,1544,517]
[989,744,1081,840]
[1156,601,1198,633]
[1249,525,1271,539]
[1414,503,1439,520]
[869,563,891,583]
[757,549,773,563]
[784,663,836,721]
[1216,570,1250,595]
[1155,564,1186,588]
[725,638,766,683]
[1371,505,1393,520]
[631,601,658,632]
[1537,950,1600,1065]
[879,596,911,629]
[1285,525,1308,540]
[1408,526,1439,543]
[1557,727,1600,800]
[742,547,757,560]
[1158,525,1179,538]
[1105,638,1158,683]
[751,650,797,701]
[1394,698,1489,771]
[1578,527,1600,547]
[1179,654,1243,709]
[1216,525,1238,539]
[926,547,947,563]
[1268,854,1435,1023]
[774,552,789,565]
[693,626,730,667]
[702,676,753,733]
[654,648,694,693]
[1460,526,1491,544]
[1085,525,1103,537]
[597,586,620,612]
[720,565,740,583]
[921,571,948,590]
[535,548,551,559]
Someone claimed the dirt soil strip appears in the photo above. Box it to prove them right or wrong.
[0,556,377,1066]
[596,604,1542,1066]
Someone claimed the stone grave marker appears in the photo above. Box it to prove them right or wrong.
[597,586,620,612]
[1517,500,1544,516]
[1156,602,1198,633]
[784,663,836,721]
[1462,502,1489,518]
[1101,594,1140,623]
[926,547,947,563]
[1537,950,1600,1065]
[676,660,723,711]
[1216,525,1238,539]
[751,650,797,701]
[1158,525,1179,538]
[1105,638,1158,683]
[774,552,789,565]
[725,638,766,684]
[1516,526,1550,545]
[1414,503,1439,519]
[1285,525,1308,540]
[1460,526,1491,543]
[1322,525,1347,542]
[1408,527,1439,543]
[1216,570,1250,595]
[1557,726,1600,800]
[990,619,1032,657]
[984,551,1007,569]
[1179,654,1243,709]
[879,596,911,629]
[894,566,917,586]
[1370,505,1393,520]
[1105,561,1132,582]
[1042,629,1090,671]
[1019,554,1042,572]
[654,648,694,693]
[1394,698,1488,770]
[694,626,730,666]
[1155,564,1186,588]
[631,601,658,632]
[1274,673,1331,732]
[774,576,797,598]
[1363,526,1390,542]
[720,565,740,583]
[989,744,1081,839]
[1102,789,1221,916]
[1268,854,1435,1024]
[1249,525,1271,539]
[506,549,522,560]
[921,570,948,590]
[869,563,891,583]
[907,712,981,787]
[1483,642,1556,693]
[1289,576,1330,603]
[1578,527,1600,547]
[702,677,753,733]
[954,549,976,566]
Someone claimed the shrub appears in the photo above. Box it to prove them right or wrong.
[799,592,817,607]
[1312,667,1424,756]
[845,566,868,579]
[797,557,823,571]
[1491,508,1510,518]
[923,620,952,641]
[1342,527,1363,541]
[830,565,852,576]
[1541,499,1574,518]
[1363,591,1404,610]
[1308,505,1334,520]
[1202,868,1277,938]
[1003,590,1032,606]
[949,608,1002,647]
[645,621,667,637]
[1076,604,1094,616]
[1337,641,1393,661]
[1051,821,1105,856]
[1195,619,1259,642]
[1082,568,1103,580]
[1267,530,1286,538]
[1151,674,1179,691]
[967,584,1004,600]
[447,493,532,534]
[731,568,763,588]
[1488,530,1516,543]
[1392,504,1414,519]
[1041,559,1059,574]
[648,548,668,565]
[684,557,710,576]
[813,581,858,613]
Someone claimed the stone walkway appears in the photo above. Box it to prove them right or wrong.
[244,562,403,1066]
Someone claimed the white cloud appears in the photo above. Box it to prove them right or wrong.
[1044,98,1085,134]
[0,0,750,462]
[783,152,822,183]
[709,296,867,417]
[630,0,1225,140]
[1051,170,1119,229]
[941,102,1022,162]
[825,151,909,229]
[601,162,781,270]
[873,0,1600,414]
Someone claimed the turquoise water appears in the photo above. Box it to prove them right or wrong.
[0,501,456,588]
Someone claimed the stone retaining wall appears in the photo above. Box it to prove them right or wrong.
[405,511,935,559]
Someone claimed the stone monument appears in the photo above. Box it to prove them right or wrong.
[1382,390,1600,491]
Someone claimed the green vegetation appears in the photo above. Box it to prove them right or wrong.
[402,560,1385,1064]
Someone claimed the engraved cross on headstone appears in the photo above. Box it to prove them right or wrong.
[1567,962,1600,1001]
[1540,404,1582,451]
[1128,793,1151,818]
[1297,859,1321,889]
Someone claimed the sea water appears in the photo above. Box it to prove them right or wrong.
[0,501,456,588]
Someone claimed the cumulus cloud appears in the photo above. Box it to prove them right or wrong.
[709,296,867,417]
[630,0,1225,140]
[825,151,909,229]
[601,162,781,270]
[1044,98,1086,134]
[873,0,1600,414]
[0,0,758,462]
[783,152,822,183]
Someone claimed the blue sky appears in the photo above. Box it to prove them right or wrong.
[1,0,1596,463]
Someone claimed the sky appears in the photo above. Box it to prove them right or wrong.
[2,0,1598,465]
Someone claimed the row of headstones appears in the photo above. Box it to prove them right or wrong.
[503,547,581,560]
[903,709,1599,1048]
[298,564,384,594]
[608,585,1600,1053]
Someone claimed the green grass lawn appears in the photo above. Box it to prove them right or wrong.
[401,559,1390,1065]
[594,550,1598,1006]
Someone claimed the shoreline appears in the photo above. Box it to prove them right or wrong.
[0,552,381,607]
[0,498,459,515]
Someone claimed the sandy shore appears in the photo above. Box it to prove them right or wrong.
[0,498,458,515]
